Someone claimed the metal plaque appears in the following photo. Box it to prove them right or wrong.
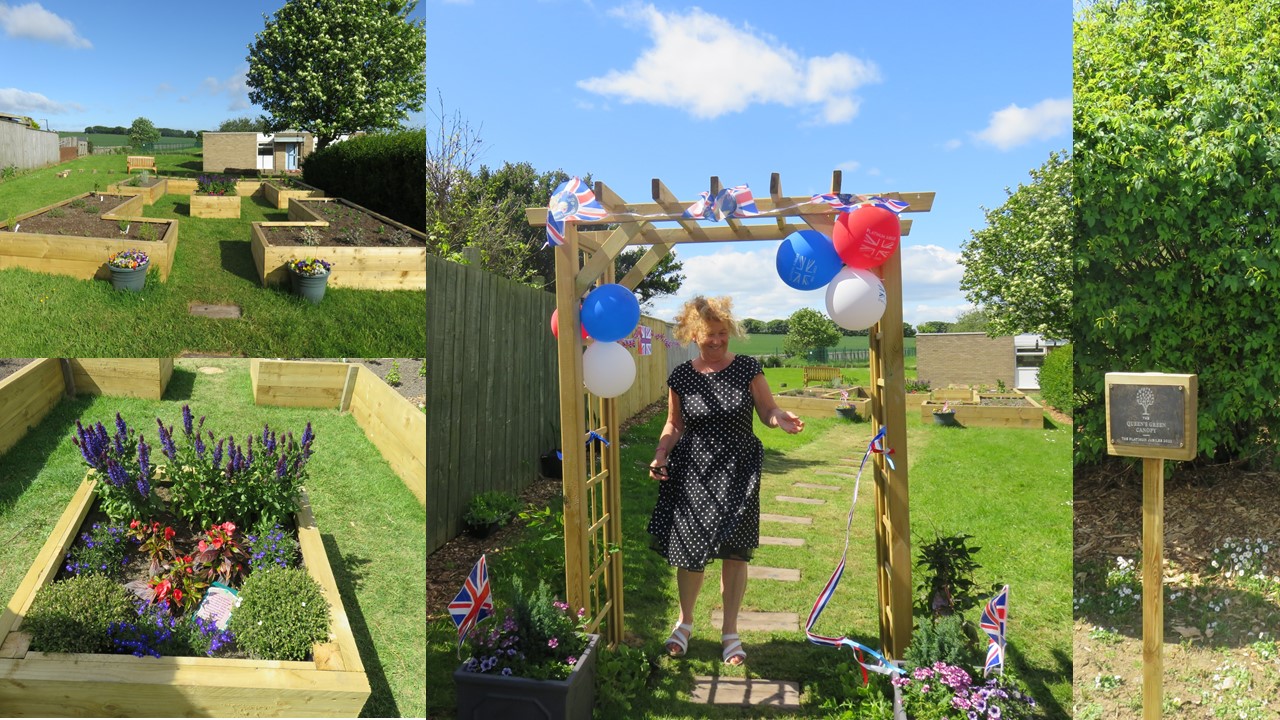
[1109,384,1185,449]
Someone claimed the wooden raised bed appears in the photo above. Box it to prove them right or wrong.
[106,177,167,205]
[191,193,241,219]
[250,198,426,291]
[0,478,370,717]
[920,389,1045,428]
[263,180,324,210]
[775,386,871,419]
[250,359,426,506]
[0,359,63,458]
[68,358,174,400]
[0,193,180,281]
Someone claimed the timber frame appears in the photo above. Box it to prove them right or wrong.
[525,171,935,661]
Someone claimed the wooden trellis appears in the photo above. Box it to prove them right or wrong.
[525,172,934,659]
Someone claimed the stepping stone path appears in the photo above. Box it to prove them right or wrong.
[197,366,225,375]
[711,609,798,632]
[816,470,857,479]
[750,566,800,582]
[760,513,811,525]
[690,677,800,709]
[776,495,824,505]
[188,302,243,319]
[758,536,804,546]
[793,482,841,491]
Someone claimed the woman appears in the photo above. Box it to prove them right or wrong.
[646,296,803,665]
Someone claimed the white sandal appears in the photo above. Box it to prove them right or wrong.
[665,622,692,657]
[721,633,746,665]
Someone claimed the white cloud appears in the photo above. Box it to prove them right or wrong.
[0,2,89,47]
[973,98,1070,150]
[579,5,879,123]
[944,138,962,151]
[836,160,860,173]
[907,301,973,326]
[0,87,82,114]
[156,83,174,94]
[202,67,250,111]
[866,168,880,177]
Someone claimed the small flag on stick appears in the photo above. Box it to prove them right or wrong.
[449,555,494,648]
[980,585,1009,676]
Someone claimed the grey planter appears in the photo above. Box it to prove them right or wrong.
[932,411,960,427]
[290,268,330,304]
[109,262,149,292]
[454,633,599,720]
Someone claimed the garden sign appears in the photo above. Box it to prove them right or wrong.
[1104,372,1198,720]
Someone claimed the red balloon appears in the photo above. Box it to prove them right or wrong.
[550,308,588,340]
[832,205,901,269]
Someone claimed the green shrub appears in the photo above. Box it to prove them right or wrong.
[302,129,425,231]
[65,521,130,579]
[594,642,652,717]
[903,615,979,670]
[463,491,520,527]
[228,568,330,660]
[1038,344,1073,414]
[759,354,783,368]
[25,575,136,653]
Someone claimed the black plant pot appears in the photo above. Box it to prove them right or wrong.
[540,449,563,479]
[465,520,501,539]
[455,634,599,720]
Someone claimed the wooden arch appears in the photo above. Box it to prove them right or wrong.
[525,172,935,660]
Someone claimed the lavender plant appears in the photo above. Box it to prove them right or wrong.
[72,414,157,522]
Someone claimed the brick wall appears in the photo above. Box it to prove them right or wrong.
[916,333,1015,389]
[202,133,257,172]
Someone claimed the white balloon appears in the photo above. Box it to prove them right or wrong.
[825,267,887,331]
[582,341,636,398]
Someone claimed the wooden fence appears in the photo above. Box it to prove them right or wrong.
[0,123,58,170]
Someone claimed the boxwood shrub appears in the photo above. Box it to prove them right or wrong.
[302,129,424,231]
[228,567,330,661]
[25,575,136,653]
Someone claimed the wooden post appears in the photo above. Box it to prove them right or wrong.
[554,225,590,614]
[1143,457,1163,720]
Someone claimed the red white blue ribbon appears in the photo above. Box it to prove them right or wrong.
[810,194,909,215]
[683,184,760,222]
[804,426,904,678]
[546,176,608,247]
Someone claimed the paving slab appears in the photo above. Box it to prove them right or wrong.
[750,566,800,581]
[711,609,799,632]
[690,677,800,708]
[793,482,842,490]
[760,513,811,525]
[758,536,804,547]
[775,495,825,505]
[816,470,857,479]
[188,302,242,319]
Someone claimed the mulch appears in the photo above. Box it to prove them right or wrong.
[262,201,424,248]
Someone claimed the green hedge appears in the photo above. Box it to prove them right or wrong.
[302,129,424,230]
[1038,344,1072,415]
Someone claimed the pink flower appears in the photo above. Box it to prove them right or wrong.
[547,638,559,649]
[566,656,577,665]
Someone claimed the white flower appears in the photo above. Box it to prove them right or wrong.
[302,602,306,607]
[257,620,263,626]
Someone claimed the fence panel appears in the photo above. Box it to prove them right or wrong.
[0,123,58,170]
[427,255,559,553]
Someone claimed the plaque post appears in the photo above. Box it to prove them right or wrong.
[1104,372,1197,720]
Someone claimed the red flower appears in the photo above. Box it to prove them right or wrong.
[222,522,236,534]
[173,588,183,604]
[198,539,208,553]
[164,527,175,541]
[129,519,140,530]
[212,535,224,549]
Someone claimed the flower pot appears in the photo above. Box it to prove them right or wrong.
[109,262,149,292]
[835,406,859,421]
[290,268,330,304]
[540,449,563,479]
[932,410,960,427]
[454,633,599,720]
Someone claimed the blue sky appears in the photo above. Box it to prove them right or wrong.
[0,1,426,133]
[428,1,1070,326]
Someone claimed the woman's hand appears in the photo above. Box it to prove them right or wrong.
[649,459,670,481]
[776,410,804,434]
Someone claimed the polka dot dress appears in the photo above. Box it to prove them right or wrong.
[647,354,764,571]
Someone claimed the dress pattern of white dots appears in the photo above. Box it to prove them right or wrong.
[647,354,764,571]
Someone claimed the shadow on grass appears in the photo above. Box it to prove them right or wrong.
[0,395,93,517]
[1009,643,1070,720]
[173,160,202,177]
[163,367,197,401]
[218,240,261,285]
[174,202,192,217]
[321,533,401,719]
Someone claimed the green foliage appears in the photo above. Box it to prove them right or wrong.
[783,308,840,356]
[117,219,129,234]
[902,322,918,338]
[46,207,64,219]
[903,615,979,669]
[246,0,425,149]
[468,576,587,681]
[195,175,236,196]
[218,116,267,132]
[337,225,364,245]
[137,222,157,242]
[303,128,424,230]
[229,568,330,660]
[418,361,426,377]
[247,518,300,572]
[594,642,652,717]
[463,491,520,527]
[960,150,1071,339]
[947,308,992,334]
[1038,344,1074,414]
[515,502,567,581]
[297,226,321,246]
[25,575,136,653]
[1076,0,1280,463]
[759,354,784,368]
[765,318,789,335]
[385,360,402,385]
[741,318,765,333]
[905,378,932,393]
[915,533,983,618]
[128,117,160,148]
[615,247,685,307]
[65,522,130,579]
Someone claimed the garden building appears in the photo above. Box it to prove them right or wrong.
[202,131,316,173]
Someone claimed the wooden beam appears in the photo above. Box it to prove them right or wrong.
[580,218,913,246]
[525,191,936,225]
[575,182,650,294]
[769,173,787,231]
[554,228,591,618]
[618,242,673,292]
[652,179,710,241]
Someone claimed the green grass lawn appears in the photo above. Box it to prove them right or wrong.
[731,333,918,357]
[58,133,200,148]
[761,365,917,392]
[0,153,425,355]
[0,359,425,718]
[427,399,1071,718]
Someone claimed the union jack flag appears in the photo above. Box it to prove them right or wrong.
[980,585,1009,676]
[639,325,653,355]
[684,185,759,222]
[449,555,494,648]
[868,196,909,214]
[546,176,607,247]
[809,192,868,212]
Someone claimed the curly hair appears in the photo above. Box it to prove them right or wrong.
[672,296,745,344]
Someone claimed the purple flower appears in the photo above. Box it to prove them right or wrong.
[212,439,224,468]
[115,412,128,439]
[566,656,577,666]
[301,422,314,448]
[155,419,176,461]
[136,437,151,496]
[194,432,206,459]
[501,667,512,676]
[182,405,193,436]
[913,667,934,680]
[547,637,559,649]
[276,455,287,480]
[105,458,130,489]
[989,706,1002,719]
[262,424,271,446]
[246,435,254,465]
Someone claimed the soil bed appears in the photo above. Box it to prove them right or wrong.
[0,358,35,384]
[8,197,157,241]
[978,397,1034,407]
[263,201,427,248]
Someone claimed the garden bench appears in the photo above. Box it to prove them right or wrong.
[803,365,842,386]
[126,156,156,174]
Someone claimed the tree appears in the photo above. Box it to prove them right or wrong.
[741,319,765,334]
[246,0,426,150]
[128,117,159,147]
[783,308,840,356]
[765,319,789,335]
[902,322,917,338]
[615,248,684,308]
[917,320,951,334]
[1076,0,1280,463]
[948,308,992,334]
[218,116,266,132]
[959,150,1071,340]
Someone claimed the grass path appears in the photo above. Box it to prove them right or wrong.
[0,360,425,718]
[427,403,1071,718]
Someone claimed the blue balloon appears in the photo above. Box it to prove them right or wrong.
[776,230,843,290]
[581,284,640,342]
